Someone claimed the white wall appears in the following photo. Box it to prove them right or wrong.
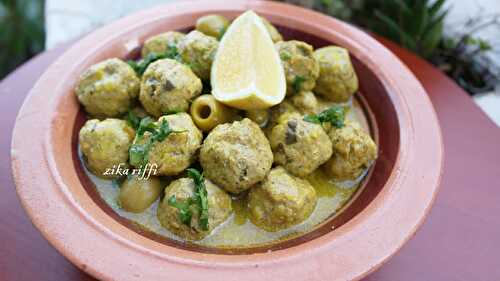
[45,0,178,49]
[444,0,500,66]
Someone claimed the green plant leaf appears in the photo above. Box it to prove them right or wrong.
[394,0,411,15]
[0,0,45,79]
[429,0,447,18]
[478,39,492,51]
[416,2,429,38]
[374,10,417,51]
[427,9,448,32]
[321,0,333,8]
[421,20,443,58]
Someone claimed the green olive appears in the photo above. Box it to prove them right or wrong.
[191,94,238,131]
[195,14,230,39]
[118,176,163,213]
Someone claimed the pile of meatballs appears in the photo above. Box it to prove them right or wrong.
[76,13,378,241]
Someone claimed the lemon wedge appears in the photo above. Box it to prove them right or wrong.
[211,11,286,110]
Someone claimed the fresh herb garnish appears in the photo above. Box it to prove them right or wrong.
[187,168,209,230]
[168,196,193,225]
[127,44,181,75]
[280,51,292,61]
[136,117,156,136]
[127,110,141,130]
[129,142,152,167]
[129,117,183,167]
[167,168,209,231]
[292,75,306,93]
[304,106,346,128]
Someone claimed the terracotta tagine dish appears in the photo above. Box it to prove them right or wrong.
[11,1,443,280]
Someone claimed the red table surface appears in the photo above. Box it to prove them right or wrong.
[0,37,499,281]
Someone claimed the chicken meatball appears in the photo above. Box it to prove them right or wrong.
[265,91,320,137]
[248,167,317,231]
[75,58,140,118]
[200,118,273,193]
[289,90,318,115]
[265,100,299,137]
[79,119,135,178]
[269,91,319,122]
[118,175,163,213]
[139,58,202,117]
[141,31,185,58]
[133,113,202,176]
[313,46,359,102]
[157,177,232,240]
[270,113,333,177]
[261,17,283,43]
[178,30,219,80]
[269,100,299,124]
[276,40,319,95]
[195,14,230,39]
[323,120,377,180]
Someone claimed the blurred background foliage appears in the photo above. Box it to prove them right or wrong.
[284,0,499,94]
[0,0,45,79]
[430,15,499,94]
[350,0,448,58]
[0,0,497,95]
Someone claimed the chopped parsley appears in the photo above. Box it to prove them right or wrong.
[292,75,306,93]
[129,117,184,167]
[187,168,209,230]
[167,196,193,225]
[127,44,181,75]
[126,110,141,130]
[129,142,151,167]
[168,168,209,231]
[304,106,346,128]
[280,51,292,61]
[135,117,156,136]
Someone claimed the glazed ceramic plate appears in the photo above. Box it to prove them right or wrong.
[11,1,443,280]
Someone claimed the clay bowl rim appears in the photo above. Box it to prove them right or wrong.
[11,1,443,281]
